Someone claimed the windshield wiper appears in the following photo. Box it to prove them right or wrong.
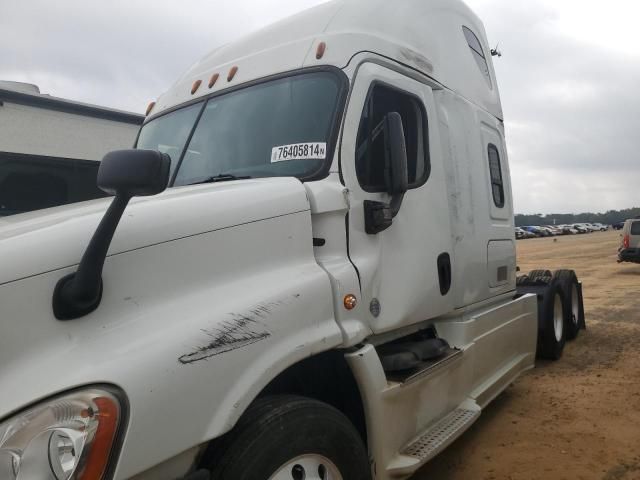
[191,174,252,185]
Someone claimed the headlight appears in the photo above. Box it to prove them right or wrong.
[0,388,123,480]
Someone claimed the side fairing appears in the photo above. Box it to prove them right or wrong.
[435,90,516,308]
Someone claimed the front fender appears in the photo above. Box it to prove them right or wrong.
[0,210,342,479]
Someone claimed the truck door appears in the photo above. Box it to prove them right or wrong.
[341,63,454,334]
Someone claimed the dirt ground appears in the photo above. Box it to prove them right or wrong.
[413,230,640,480]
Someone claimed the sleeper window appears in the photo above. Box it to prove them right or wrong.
[355,84,429,192]
[488,144,505,208]
[463,26,492,88]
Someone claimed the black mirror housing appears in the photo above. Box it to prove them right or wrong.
[364,112,409,235]
[385,112,409,196]
[99,149,171,198]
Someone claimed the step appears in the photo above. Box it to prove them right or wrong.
[387,401,481,477]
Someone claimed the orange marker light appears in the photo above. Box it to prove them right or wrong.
[78,396,120,480]
[316,42,327,60]
[145,101,156,116]
[228,66,238,82]
[208,73,220,88]
[191,79,202,95]
[344,294,357,311]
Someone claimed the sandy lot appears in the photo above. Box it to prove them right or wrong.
[413,230,640,480]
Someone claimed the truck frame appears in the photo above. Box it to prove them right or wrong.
[0,1,584,479]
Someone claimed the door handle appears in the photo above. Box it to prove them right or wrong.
[437,253,452,295]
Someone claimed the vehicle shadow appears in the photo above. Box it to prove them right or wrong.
[410,390,514,480]
[617,267,640,275]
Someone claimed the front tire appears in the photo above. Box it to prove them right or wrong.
[207,395,371,480]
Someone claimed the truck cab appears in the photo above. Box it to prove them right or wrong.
[0,1,553,479]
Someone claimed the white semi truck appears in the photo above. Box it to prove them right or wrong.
[0,1,585,479]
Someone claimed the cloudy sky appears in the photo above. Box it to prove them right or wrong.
[1,0,638,214]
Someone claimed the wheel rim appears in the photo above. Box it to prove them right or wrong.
[554,294,564,342]
[571,283,579,326]
[269,455,343,480]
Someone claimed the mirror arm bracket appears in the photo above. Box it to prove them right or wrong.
[52,194,132,321]
[364,192,405,235]
[389,192,405,217]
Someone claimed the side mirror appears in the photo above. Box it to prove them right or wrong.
[98,149,170,197]
[364,112,409,235]
[53,150,170,320]
[384,112,409,196]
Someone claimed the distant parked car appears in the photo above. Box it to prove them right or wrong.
[571,224,590,234]
[618,219,640,263]
[613,222,625,230]
[558,225,578,235]
[544,226,564,235]
[574,223,595,232]
[538,226,557,236]
[523,226,545,237]
[592,223,608,231]
[515,227,535,239]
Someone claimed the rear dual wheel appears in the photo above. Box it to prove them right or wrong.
[537,282,566,360]
[520,269,586,359]
[528,269,553,283]
[553,269,585,340]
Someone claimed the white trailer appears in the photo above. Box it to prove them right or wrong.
[0,81,143,216]
[0,1,584,479]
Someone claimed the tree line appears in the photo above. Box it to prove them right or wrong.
[515,207,640,227]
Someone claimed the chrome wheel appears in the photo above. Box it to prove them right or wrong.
[554,294,564,342]
[269,455,343,480]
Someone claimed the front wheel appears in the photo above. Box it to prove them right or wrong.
[207,395,371,480]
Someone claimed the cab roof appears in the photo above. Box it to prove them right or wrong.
[152,0,502,120]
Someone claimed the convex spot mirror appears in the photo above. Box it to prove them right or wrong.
[53,149,170,321]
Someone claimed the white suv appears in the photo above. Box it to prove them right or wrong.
[618,219,640,263]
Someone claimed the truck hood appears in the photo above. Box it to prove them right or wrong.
[0,176,342,479]
[0,177,310,286]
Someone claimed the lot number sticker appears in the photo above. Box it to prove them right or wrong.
[271,142,327,162]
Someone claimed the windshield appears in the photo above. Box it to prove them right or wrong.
[137,71,345,186]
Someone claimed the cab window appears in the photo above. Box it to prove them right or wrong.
[488,144,505,208]
[463,26,492,88]
[355,84,429,192]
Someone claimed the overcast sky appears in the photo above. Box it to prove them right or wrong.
[1,0,638,214]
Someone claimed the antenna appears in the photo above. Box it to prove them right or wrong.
[491,43,502,57]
